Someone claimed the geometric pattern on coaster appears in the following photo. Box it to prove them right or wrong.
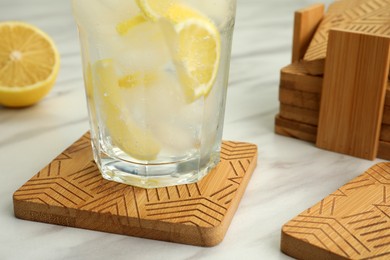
[281,162,390,259]
[13,132,257,247]
[303,0,390,75]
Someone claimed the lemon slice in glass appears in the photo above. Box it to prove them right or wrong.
[135,0,178,21]
[173,16,221,101]
[116,14,147,35]
[0,22,60,108]
[118,71,158,88]
[136,2,221,102]
[93,59,160,160]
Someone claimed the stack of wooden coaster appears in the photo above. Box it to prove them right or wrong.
[275,0,390,160]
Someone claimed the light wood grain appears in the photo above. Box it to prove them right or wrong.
[275,115,390,161]
[13,132,258,247]
[279,87,320,110]
[378,140,390,160]
[275,115,317,143]
[380,124,390,142]
[279,103,390,142]
[316,29,390,160]
[302,0,390,75]
[281,63,390,104]
[278,62,390,145]
[279,103,319,126]
[280,86,390,111]
[279,62,390,109]
[292,4,324,62]
[281,162,390,259]
[384,106,390,125]
[278,61,390,152]
[280,62,322,94]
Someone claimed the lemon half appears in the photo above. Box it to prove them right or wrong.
[0,22,60,107]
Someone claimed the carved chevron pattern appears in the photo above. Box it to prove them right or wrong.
[221,141,258,160]
[282,162,390,259]
[144,198,227,227]
[13,132,257,246]
[304,0,390,62]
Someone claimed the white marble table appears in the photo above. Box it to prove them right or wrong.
[0,0,383,259]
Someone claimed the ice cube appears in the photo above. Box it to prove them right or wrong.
[152,123,198,155]
[145,72,185,120]
[73,0,138,32]
[114,22,171,72]
[118,71,182,125]
[73,0,141,63]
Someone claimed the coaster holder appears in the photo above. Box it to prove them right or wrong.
[275,3,390,160]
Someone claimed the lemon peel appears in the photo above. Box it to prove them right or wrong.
[93,59,160,160]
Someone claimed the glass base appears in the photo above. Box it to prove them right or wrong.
[96,151,220,189]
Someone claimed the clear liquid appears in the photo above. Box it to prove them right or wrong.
[73,0,236,188]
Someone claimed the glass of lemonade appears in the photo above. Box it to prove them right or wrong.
[72,0,237,188]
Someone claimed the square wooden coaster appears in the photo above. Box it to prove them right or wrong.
[316,29,390,160]
[281,162,390,259]
[13,132,257,247]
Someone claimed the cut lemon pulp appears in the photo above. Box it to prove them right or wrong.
[135,1,221,102]
[118,71,158,88]
[173,17,220,101]
[116,14,147,35]
[135,0,178,21]
[0,22,60,107]
[93,60,160,160]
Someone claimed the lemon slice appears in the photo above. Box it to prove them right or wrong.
[173,17,220,101]
[116,14,147,35]
[118,71,158,88]
[0,22,60,108]
[165,5,220,102]
[93,60,160,160]
[136,2,221,102]
[135,0,178,21]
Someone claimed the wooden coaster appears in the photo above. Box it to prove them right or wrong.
[275,115,317,143]
[275,115,390,161]
[279,87,320,111]
[291,4,324,63]
[316,29,390,160]
[13,132,258,247]
[303,0,390,75]
[281,162,390,259]
[280,63,322,94]
[279,103,390,130]
[278,103,390,143]
[279,65,390,111]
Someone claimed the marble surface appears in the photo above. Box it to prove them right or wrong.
[0,0,383,259]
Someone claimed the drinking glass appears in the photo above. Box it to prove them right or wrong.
[72,0,237,188]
